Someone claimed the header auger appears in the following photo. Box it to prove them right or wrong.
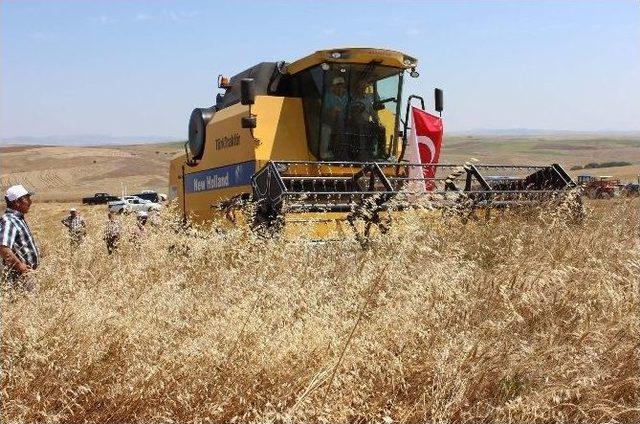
[169,47,582,240]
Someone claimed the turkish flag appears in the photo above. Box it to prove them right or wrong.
[405,106,444,191]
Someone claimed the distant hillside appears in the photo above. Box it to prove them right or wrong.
[1,135,638,202]
[450,129,640,138]
[2,134,182,147]
[441,135,640,181]
[0,144,182,201]
[4,130,639,146]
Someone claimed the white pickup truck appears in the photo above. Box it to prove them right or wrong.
[107,196,161,214]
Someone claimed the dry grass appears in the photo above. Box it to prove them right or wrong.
[1,199,639,423]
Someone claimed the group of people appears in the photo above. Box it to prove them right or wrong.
[60,208,151,253]
[0,184,152,291]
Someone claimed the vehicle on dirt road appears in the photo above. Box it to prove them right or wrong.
[107,196,161,214]
[82,192,120,205]
[133,190,165,203]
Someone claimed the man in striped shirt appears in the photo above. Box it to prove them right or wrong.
[61,207,86,248]
[0,185,39,290]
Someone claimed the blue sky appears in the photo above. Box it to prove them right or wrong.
[2,0,639,138]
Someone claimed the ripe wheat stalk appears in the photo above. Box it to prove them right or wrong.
[1,198,638,423]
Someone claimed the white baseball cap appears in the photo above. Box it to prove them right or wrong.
[137,211,148,218]
[69,208,77,212]
[5,185,33,202]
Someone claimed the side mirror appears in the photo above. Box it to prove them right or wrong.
[241,78,256,105]
[241,116,257,129]
[434,88,443,113]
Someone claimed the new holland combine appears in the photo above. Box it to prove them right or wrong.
[169,47,580,238]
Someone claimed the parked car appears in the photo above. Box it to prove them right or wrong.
[82,192,120,205]
[133,190,162,203]
[107,196,161,214]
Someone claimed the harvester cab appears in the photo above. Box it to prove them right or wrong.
[169,47,580,237]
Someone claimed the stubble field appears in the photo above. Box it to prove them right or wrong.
[1,197,638,423]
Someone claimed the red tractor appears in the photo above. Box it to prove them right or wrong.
[579,175,620,199]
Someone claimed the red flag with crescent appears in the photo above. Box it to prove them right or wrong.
[406,106,444,190]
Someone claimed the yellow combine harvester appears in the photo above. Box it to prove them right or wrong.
[169,47,578,237]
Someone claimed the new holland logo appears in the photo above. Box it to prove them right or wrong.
[215,133,240,150]
[185,161,255,194]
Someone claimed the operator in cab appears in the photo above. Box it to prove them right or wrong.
[349,80,381,160]
[319,76,348,160]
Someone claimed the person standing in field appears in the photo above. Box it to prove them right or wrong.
[61,207,86,249]
[129,211,148,243]
[0,185,39,291]
[103,211,122,254]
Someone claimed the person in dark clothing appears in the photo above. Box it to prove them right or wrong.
[103,211,122,254]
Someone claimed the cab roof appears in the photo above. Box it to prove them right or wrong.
[212,48,418,111]
[284,47,418,75]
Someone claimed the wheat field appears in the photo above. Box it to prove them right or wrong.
[1,198,638,423]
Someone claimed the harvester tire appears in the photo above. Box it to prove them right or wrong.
[188,107,215,161]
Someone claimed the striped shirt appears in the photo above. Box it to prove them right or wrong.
[0,208,39,270]
[62,215,86,234]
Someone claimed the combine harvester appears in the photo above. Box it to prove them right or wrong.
[169,48,580,240]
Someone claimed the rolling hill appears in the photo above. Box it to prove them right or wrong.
[1,135,638,202]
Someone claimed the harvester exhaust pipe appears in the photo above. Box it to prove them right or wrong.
[240,78,256,105]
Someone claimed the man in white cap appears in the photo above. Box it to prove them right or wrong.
[320,76,348,159]
[61,207,86,249]
[0,185,39,290]
[61,208,87,249]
